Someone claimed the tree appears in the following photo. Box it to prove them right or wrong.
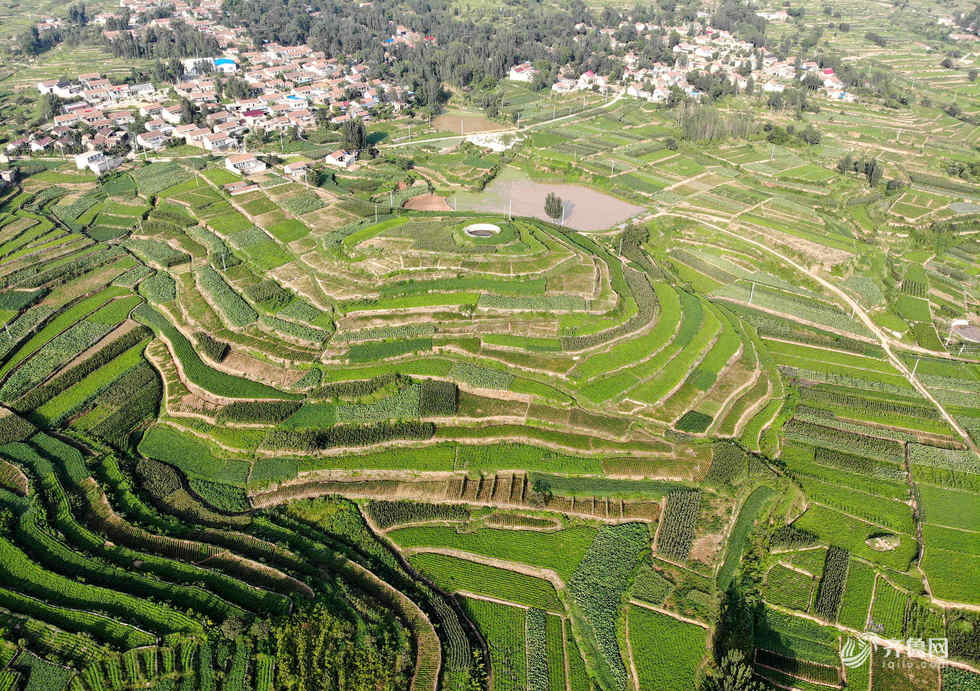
[544,192,563,223]
[342,117,366,151]
[701,650,767,691]
[179,98,196,125]
[220,615,246,640]
[799,125,821,145]
[801,72,823,91]
[864,158,883,187]
[67,3,88,25]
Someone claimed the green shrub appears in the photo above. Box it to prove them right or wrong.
[0,411,36,445]
[194,331,229,362]
[244,280,291,308]
[216,401,302,424]
[138,272,176,303]
[675,411,712,433]
[196,266,257,327]
[419,380,458,417]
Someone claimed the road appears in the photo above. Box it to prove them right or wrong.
[381,91,625,149]
[678,211,979,455]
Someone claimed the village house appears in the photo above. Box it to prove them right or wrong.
[324,149,357,169]
[225,153,267,174]
[74,150,120,175]
[136,131,168,150]
[283,160,310,178]
[508,62,536,83]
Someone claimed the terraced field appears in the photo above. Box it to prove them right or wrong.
[0,0,979,685]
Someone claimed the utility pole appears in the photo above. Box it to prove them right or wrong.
[749,282,755,304]
[912,359,920,376]
[374,203,378,223]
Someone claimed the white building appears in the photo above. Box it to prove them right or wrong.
[283,160,310,178]
[136,132,168,150]
[324,149,357,169]
[508,62,536,83]
[225,153,267,174]
[74,150,119,175]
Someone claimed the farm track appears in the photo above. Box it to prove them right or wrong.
[680,212,979,455]
[765,602,980,675]
[628,599,709,629]
[400,546,565,592]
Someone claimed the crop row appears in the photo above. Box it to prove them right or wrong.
[763,564,813,611]
[568,522,648,690]
[783,420,905,464]
[813,546,849,621]
[799,386,939,421]
[125,238,189,268]
[1,320,112,402]
[755,650,840,686]
[658,489,700,560]
[244,279,291,308]
[389,524,596,581]
[260,315,327,344]
[196,266,257,327]
[15,327,151,412]
[364,500,470,529]
[461,597,526,691]
[412,552,561,611]
[448,362,514,390]
[630,606,707,690]
[216,400,302,424]
[909,443,980,474]
[135,304,292,399]
[812,446,905,480]
[262,421,435,452]
[85,363,161,448]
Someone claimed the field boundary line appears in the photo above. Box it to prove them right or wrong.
[681,213,978,454]
[765,602,980,674]
[628,599,709,629]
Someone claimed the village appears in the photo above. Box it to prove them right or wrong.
[9,1,865,179]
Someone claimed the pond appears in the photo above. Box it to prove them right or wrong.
[453,167,645,231]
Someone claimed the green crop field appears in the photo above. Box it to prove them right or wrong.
[629,607,707,690]
[0,0,977,686]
